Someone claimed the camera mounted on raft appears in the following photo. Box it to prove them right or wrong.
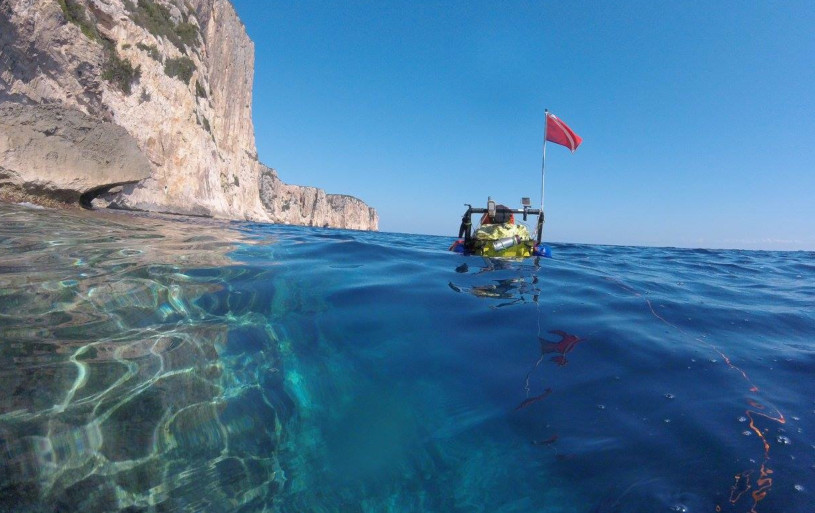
[449,197,552,258]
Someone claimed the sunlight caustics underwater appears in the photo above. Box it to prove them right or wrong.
[1,202,814,512]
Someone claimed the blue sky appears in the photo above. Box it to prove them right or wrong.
[230,1,815,250]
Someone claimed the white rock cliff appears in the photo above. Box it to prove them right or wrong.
[0,0,378,230]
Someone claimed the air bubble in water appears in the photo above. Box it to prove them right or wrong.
[777,435,791,445]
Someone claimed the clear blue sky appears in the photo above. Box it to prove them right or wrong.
[230,0,815,250]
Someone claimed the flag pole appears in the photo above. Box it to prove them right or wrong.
[540,109,548,235]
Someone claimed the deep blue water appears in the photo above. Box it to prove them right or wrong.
[1,202,814,513]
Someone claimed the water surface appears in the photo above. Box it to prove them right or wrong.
[1,202,813,512]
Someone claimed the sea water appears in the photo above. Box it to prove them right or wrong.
[0,201,813,513]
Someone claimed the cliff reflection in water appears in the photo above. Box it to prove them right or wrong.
[0,204,287,511]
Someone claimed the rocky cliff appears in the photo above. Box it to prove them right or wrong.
[259,165,379,230]
[0,0,378,230]
[0,102,152,205]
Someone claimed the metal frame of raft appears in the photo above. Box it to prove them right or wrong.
[450,202,552,258]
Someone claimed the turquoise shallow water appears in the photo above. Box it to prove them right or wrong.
[1,202,814,512]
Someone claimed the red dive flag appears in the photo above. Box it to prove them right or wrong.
[545,112,582,152]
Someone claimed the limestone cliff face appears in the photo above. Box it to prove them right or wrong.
[0,0,377,230]
[0,102,151,203]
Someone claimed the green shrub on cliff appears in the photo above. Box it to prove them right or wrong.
[57,0,101,42]
[195,79,207,98]
[164,56,195,84]
[102,49,141,95]
[175,22,199,47]
[136,42,163,63]
[125,0,199,53]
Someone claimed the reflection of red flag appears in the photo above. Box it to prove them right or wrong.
[545,112,582,152]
